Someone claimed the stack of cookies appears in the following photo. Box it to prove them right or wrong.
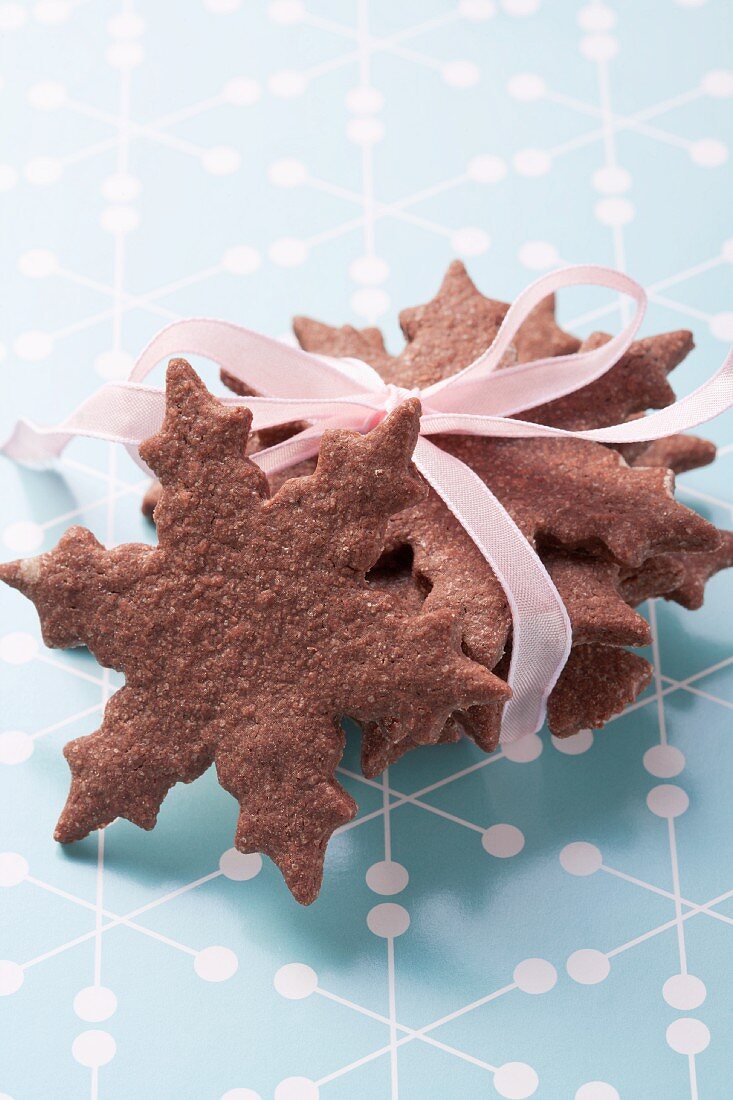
[3,262,731,904]
[299,264,733,764]
[150,260,733,772]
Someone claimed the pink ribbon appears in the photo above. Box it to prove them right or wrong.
[4,265,732,744]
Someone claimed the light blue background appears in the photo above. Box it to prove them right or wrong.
[1,1,733,1098]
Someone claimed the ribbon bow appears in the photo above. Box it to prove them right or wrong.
[4,265,732,743]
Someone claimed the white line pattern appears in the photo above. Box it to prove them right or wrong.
[1,2,732,1099]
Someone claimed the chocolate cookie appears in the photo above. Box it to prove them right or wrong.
[1,362,505,903]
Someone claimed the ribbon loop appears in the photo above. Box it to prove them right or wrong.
[424,264,647,416]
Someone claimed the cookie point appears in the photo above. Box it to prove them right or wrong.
[670,329,695,364]
[446,257,469,277]
[53,816,80,845]
[165,357,204,395]
[275,851,325,907]
[0,559,22,589]
[385,395,422,430]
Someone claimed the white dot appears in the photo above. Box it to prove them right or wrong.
[567,949,610,985]
[666,1018,710,1055]
[441,60,480,88]
[0,961,24,996]
[74,986,117,1022]
[72,1030,116,1068]
[502,734,543,763]
[575,1085,619,1100]
[346,86,384,114]
[482,824,524,858]
[24,157,63,185]
[592,165,632,193]
[219,848,262,880]
[204,0,241,10]
[493,1062,539,1099]
[268,158,308,187]
[577,3,616,31]
[349,255,389,285]
[663,973,707,1010]
[101,172,141,203]
[268,0,305,23]
[560,842,602,876]
[514,149,552,176]
[274,963,318,999]
[710,312,733,341]
[274,1079,318,1100]
[107,11,145,38]
[0,634,38,665]
[106,41,144,69]
[507,73,546,100]
[221,246,261,276]
[459,0,497,19]
[580,34,618,60]
[194,946,238,982]
[451,227,491,257]
[513,957,557,994]
[723,238,733,262]
[18,249,58,278]
[0,853,29,887]
[222,77,261,106]
[0,165,18,191]
[201,147,241,175]
[552,729,594,755]
[346,117,384,145]
[595,197,635,226]
[644,744,685,778]
[501,0,540,13]
[647,784,689,818]
[27,81,67,110]
[519,241,559,270]
[34,0,70,24]
[268,70,308,98]
[269,238,308,267]
[221,1092,262,1100]
[351,288,390,319]
[467,154,507,182]
[366,860,408,895]
[100,206,139,234]
[701,70,733,97]
[690,139,728,167]
[94,349,133,380]
[367,903,410,938]
[0,731,34,766]
[0,4,26,30]
[3,521,43,552]
[14,331,53,362]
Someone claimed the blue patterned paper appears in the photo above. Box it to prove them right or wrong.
[1,2,733,1098]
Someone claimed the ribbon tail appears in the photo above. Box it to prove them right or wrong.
[0,383,168,467]
[582,344,733,444]
[419,342,733,447]
[1,419,75,467]
[412,436,572,743]
[0,385,379,470]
